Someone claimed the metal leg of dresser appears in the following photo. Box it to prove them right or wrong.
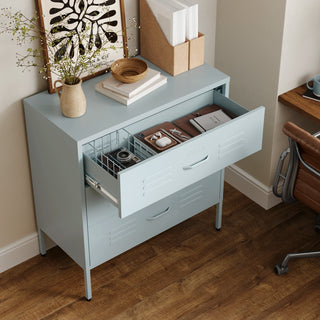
[215,169,225,231]
[38,228,47,256]
[84,268,92,301]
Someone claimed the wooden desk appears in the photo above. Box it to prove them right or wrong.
[278,84,320,123]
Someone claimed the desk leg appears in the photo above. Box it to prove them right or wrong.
[84,268,92,301]
[215,169,224,231]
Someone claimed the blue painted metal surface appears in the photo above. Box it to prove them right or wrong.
[24,60,264,300]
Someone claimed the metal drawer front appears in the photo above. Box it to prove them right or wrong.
[83,92,265,219]
[87,173,220,268]
[118,111,264,217]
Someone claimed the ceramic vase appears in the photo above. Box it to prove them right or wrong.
[54,79,86,118]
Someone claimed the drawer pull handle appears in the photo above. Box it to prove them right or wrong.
[85,175,118,205]
[146,207,171,221]
[183,155,210,170]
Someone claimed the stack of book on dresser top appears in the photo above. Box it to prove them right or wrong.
[95,68,167,106]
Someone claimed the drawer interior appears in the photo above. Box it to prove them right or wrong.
[83,128,156,179]
[83,90,245,181]
[83,89,264,218]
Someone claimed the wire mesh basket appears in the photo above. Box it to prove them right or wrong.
[84,129,156,179]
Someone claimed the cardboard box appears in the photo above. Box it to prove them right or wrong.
[189,32,205,70]
[139,0,205,76]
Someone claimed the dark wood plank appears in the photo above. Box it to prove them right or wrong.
[278,84,320,123]
[0,183,319,320]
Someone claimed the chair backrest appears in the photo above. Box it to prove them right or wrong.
[282,122,320,214]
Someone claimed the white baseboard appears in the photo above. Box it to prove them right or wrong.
[225,164,282,210]
[0,232,55,273]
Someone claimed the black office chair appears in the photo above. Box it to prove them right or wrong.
[273,122,320,275]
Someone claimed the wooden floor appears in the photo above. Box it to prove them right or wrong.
[1,183,320,320]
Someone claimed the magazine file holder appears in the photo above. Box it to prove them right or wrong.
[140,0,189,76]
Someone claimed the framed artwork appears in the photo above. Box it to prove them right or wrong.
[36,0,128,93]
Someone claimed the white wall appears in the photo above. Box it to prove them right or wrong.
[0,1,46,248]
[215,0,320,203]
[0,0,217,271]
[198,0,217,66]
[270,0,320,178]
[278,0,320,94]
[215,0,287,186]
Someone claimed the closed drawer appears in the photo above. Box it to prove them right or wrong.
[83,90,265,218]
[87,172,221,268]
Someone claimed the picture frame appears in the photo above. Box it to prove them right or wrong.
[36,0,128,93]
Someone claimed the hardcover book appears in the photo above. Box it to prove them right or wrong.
[173,105,231,137]
[189,109,232,133]
[95,75,167,106]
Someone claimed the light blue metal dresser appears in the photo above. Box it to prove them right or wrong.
[24,60,265,300]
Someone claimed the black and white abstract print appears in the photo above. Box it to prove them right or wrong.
[48,0,122,61]
[39,0,125,90]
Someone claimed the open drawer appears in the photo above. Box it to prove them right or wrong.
[83,90,265,218]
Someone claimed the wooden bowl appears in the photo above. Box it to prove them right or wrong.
[110,58,148,84]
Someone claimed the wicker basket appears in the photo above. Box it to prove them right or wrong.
[110,58,148,83]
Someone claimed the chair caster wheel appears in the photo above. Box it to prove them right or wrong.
[274,263,288,275]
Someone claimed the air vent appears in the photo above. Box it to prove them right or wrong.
[179,183,203,208]
[218,132,246,159]
[142,166,174,196]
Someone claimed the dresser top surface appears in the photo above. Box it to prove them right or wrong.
[24,60,229,144]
